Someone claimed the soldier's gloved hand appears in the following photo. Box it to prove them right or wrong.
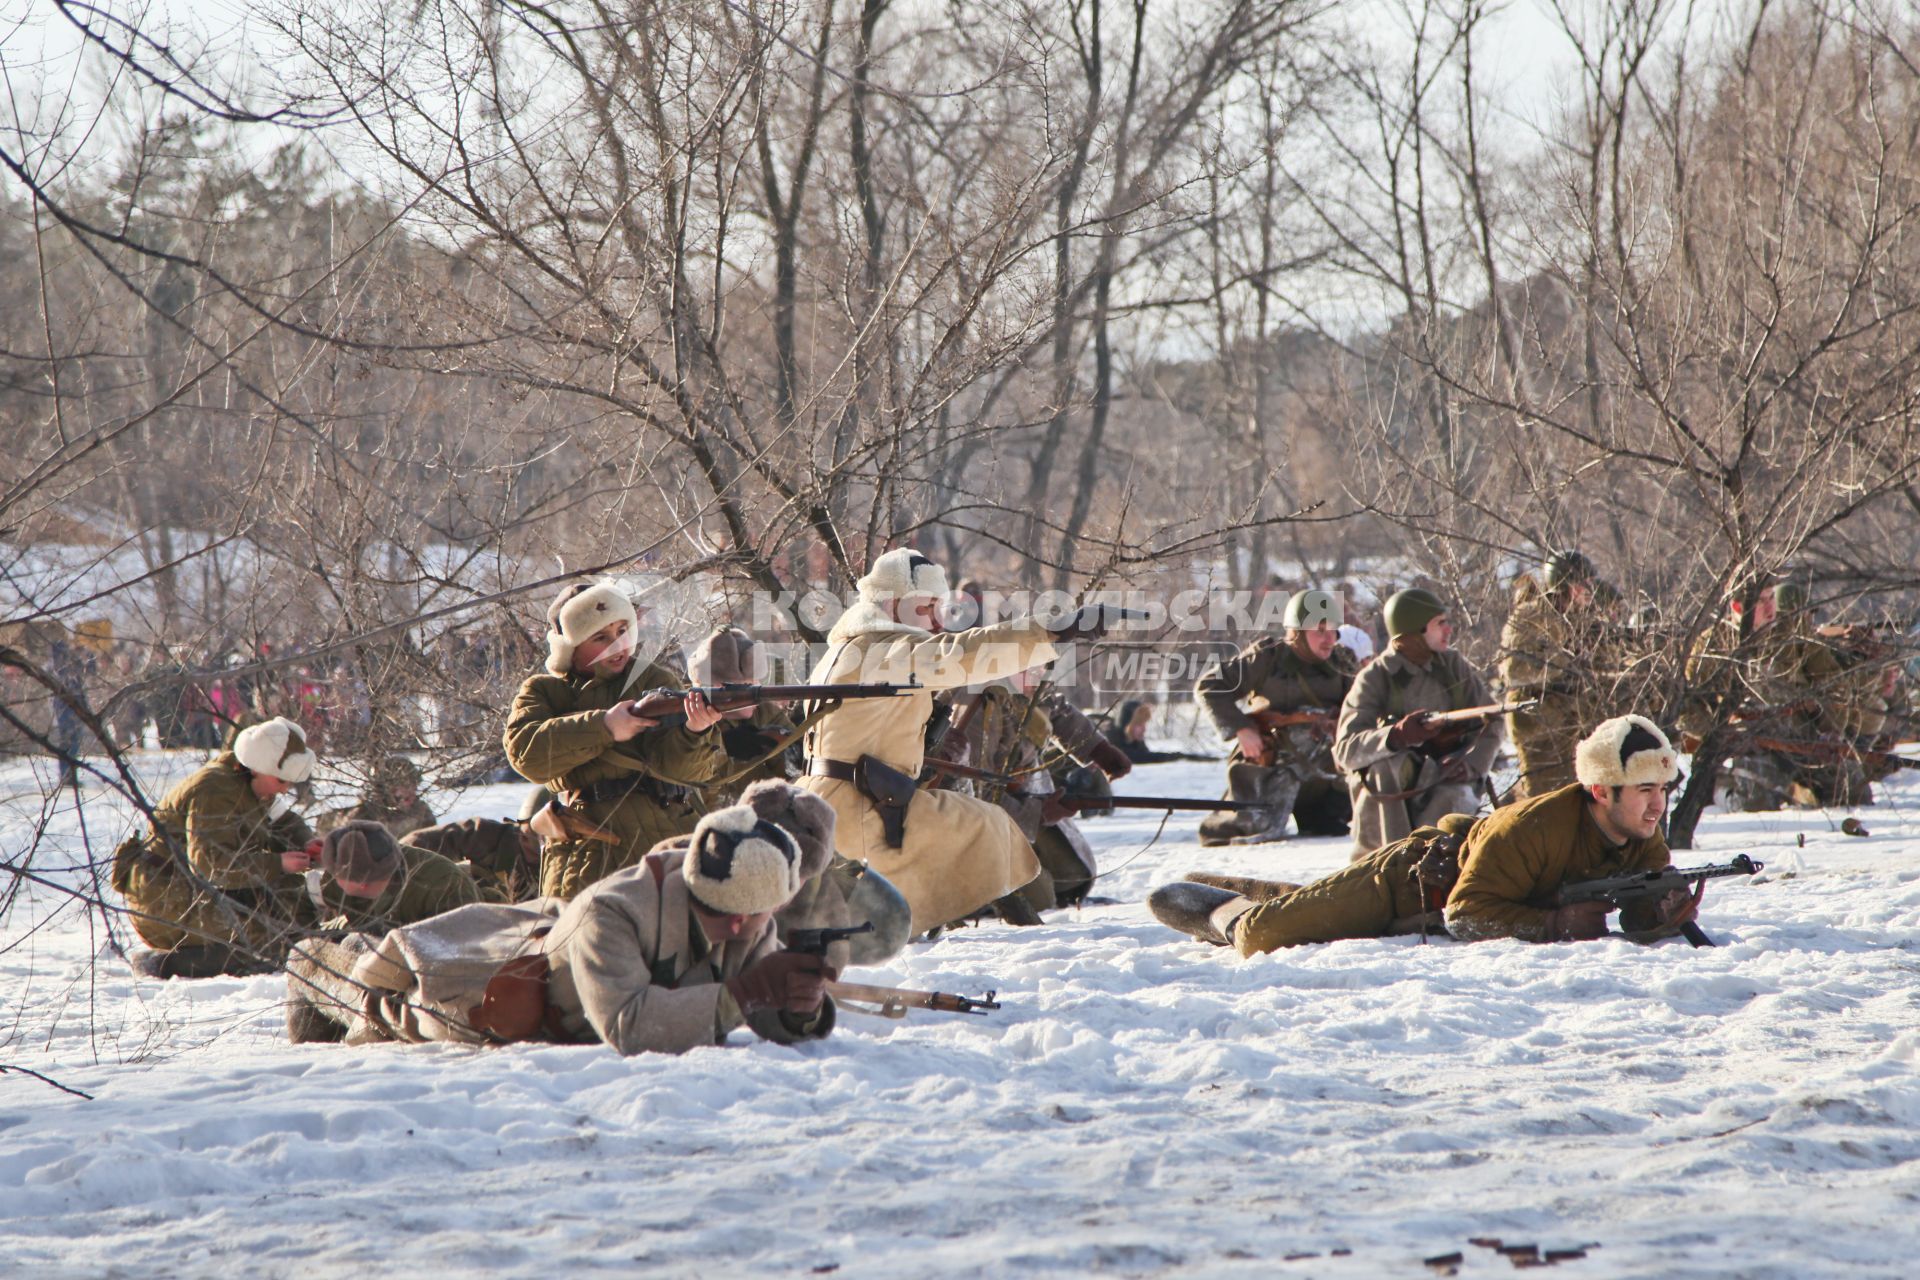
[1438,755,1472,784]
[1387,710,1438,750]
[1542,900,1612,942]
[727,951,835,1015]
[1040,794,1077,825]
[1089,739,1133,780]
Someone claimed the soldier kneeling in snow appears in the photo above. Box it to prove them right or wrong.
[285,787,840,1054]
[117,717,322,979]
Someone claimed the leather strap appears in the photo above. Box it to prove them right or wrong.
[806,758,858,782]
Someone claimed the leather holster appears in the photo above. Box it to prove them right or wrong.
[854,755,917,849]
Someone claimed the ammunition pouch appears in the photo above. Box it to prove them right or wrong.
[469,952,557,1043]
[922,701,954,757]
[526,801,569,845]
[468,928,566,1043]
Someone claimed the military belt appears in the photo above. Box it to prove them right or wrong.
[806,758,859,782]
[570,775,689,808]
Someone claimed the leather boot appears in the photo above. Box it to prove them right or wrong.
[1182,871,1301,902]
[991,889,1046,926]
[157,944,277,980]
[1147,881,1252,946]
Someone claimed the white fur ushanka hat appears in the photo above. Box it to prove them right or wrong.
[233,716,316,784]
[682,804,805,916]
[855,548,950,605]
[1575,715,1679,788]
[545,581,639,677]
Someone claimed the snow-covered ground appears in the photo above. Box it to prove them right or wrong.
[3,750,1919,1278]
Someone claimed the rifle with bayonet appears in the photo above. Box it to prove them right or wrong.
[824,981,1002,1017]
[1043,603,1154,638]
[792,922,1002,1017]
[1555,854,1765,948]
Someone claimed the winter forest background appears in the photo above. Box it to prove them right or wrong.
[5,0,1920,950]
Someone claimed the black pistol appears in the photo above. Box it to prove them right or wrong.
[786,921,876,956]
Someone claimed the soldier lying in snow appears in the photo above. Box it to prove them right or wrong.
[1150,815,1473,953]
[285,783,867,1055]
[1153,716,1705,950]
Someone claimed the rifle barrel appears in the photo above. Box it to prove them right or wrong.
[825,980,999,1016]
[703,682,917,705]
[1068,795,1251,812]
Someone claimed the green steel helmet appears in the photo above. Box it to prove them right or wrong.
[1382,588,1447,638]
[1543,550,1595,592]
[1771,577,1810,613]
[1283,588,1344,631]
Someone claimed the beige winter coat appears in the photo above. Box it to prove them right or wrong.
[350,848,831,1054]
[800,607,1057,933]
[1332,645,1503,857]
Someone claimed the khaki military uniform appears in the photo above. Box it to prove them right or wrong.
[113,753,315,953]
[1195,636,1356,842]
[1444,784,1668,942]
[288,846,831,1054]
[311,843,481,934]
[800,611,1057,935]
[504,660,728,900]
[402,818,539,903]
[1219,822,1468,955]
[955,683,1106,912]
[1686,616,1888,810]
[1499,579,1619,801]
[1332,647,1503,858]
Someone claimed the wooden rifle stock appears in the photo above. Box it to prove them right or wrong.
[1244,706,1336,765]
[1426,699,1539,728]
[825,980,1000,1018]
[626,680,918,721]
[527,798,619,846]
